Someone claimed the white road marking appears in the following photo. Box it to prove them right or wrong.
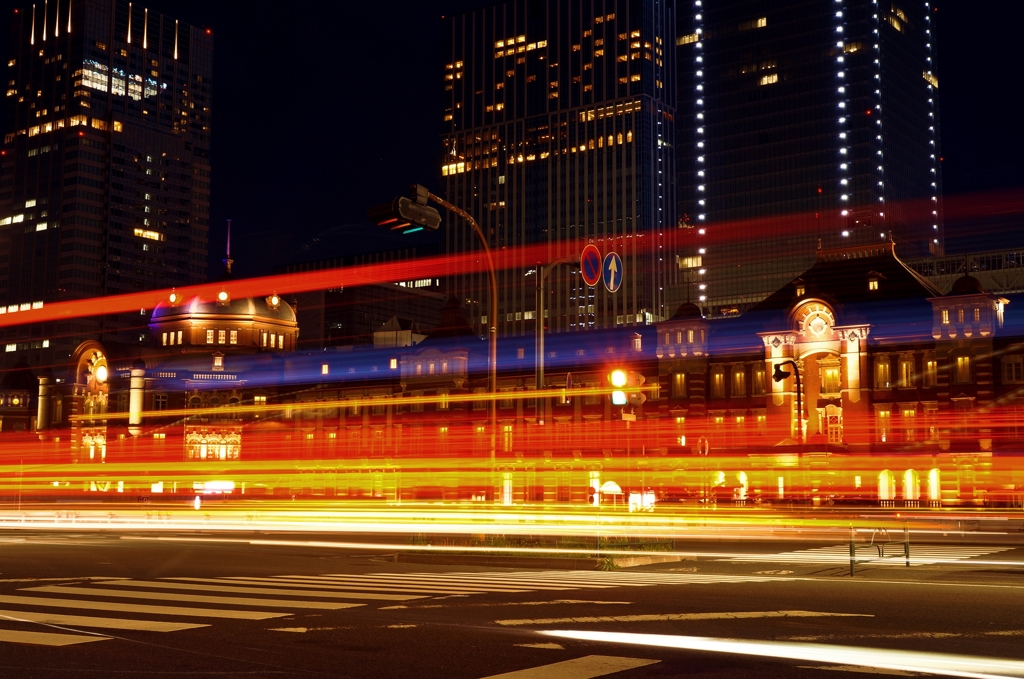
[386,600,634,611]
[96,579,421,601]
[206,575,529,594]
[543,630,1024,679]
[0,594,287,619]
[0,629,107,646]
[797,666,921,676]
[479,655,660,679]
[498,610,872,626]
[721,545,1015,566]
[516,643,565,650]
[0,608,207,632]
[22,585,362,611]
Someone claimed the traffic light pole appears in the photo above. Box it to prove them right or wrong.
[535,257,576,421]
[426,193,498,470]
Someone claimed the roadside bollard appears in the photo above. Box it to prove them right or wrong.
[850,526,856,577]
[904,522,910,567]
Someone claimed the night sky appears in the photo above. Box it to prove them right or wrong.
[2,1,1022,280]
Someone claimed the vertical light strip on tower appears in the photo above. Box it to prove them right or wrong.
[924,2,940,250]
[835,0,850,230]
[693,0,707,305]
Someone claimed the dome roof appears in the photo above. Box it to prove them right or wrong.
[669,302,704,320]
[948,274,985,296]
[150,294,297,324]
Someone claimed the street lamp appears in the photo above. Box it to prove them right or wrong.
[772,359,803,445]
[370,185,498,468]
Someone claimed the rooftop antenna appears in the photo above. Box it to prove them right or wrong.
[223,219,234,275]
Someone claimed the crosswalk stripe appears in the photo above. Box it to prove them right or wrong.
[23,586,363,611]
[192,576,501,595]
[479,654,659,679]
[317,573,578,587]
[95,580,421,601]
[215,575,535,594]
[0,629,107,646]
[0,608,207,632]
[0,594,288,620]
[257,575,544,593]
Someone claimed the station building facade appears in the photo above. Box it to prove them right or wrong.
[20,244,1024,507]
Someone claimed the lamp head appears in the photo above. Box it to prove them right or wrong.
[772,364,791,382]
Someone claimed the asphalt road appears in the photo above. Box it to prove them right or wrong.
[2,530,1024,679]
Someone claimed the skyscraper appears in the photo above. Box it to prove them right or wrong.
[440,0,677,338]
[0,0,213,368]
[675,0,942,316]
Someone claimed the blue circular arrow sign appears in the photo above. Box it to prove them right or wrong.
[580,244,602,287]
[603,251,623,293]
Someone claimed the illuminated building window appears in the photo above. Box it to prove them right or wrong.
[254,395,267,406]
[438,390,450,410]
[262,332,268,347]
[885,15,904,33]
[923,357,937,387]
[687,328,695,343]
[875,359,891,389]
[868,278,879,291]
[898,357,915,387]
[957,308,965,323]
[229,330,238,345]
[973,307,981,323]
[677,33,698,46]
[390,358,398,370]
[753,366,767,395]
[954,355,972,384]
[212,354,223,370]
[630,74,641,82]
[206,329,214,344]
[902,408,917,442]
[176,331,182,345]
[711,368,725,398]
[672,372,686,398]
[876,408,891,443]
[278,334,284,349]
[941,309,949,325]
[162,332,168,346]
[218,330,226,344]
[731,367,746,397]
[416,363,422,376]
[758,73,778,86]
[321,364,329,375]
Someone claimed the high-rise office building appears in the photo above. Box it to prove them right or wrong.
[675,0,942,316]
[440,0,677,338]
[0,0,213,368]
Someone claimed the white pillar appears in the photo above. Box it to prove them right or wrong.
[129,363,145,436]
[37,376,51,431]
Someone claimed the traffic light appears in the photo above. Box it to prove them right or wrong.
[608,369,646,406]
[367,184,441,233]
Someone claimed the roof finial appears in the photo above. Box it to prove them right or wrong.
[223,219,234,275]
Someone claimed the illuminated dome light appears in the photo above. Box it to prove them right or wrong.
[217,290,229,303]
[267,294,280,309]
[11,396,21,406]
[169,290,178,304]
[95,365,108,383]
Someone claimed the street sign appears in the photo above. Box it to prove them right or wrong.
[621,412,637,422]
[581,244,602,287]
[603,251,623,293]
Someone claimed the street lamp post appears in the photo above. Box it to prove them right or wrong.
[772,359,803,444]
[773,359,804,503]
